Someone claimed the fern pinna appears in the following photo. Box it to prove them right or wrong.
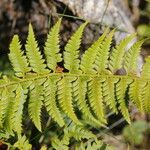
[0,18,149,136]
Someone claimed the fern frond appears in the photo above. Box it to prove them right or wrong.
[80,28,109,73]
[141,56,150,78]
[94,29,114,74]
[116,78,132,123]
[44,77,65,127]
[44,18,62,71]
[109,33,136,73]
[28,79,45,131]
[9,35,30,77]
[72,77,102,126]
[129,80,146,112]
[124,40,145,75]
[57,76,81,125]
[102,77,119,113]
[64,22,88,73]
[25,24,49,74]
[1,20,150,143]
[88,77,106,124]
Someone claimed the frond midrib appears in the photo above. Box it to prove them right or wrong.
[0,73,149,89]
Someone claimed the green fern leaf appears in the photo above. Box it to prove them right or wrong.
[3,86,17,134]
[109,33,136,73]
[72,77,102,126]
[142,82,150,112]
[12,84,27,134]
[102,77,119,113]
[0,89,7,128]
[86,140,104,150]
[129,80,146,112]
[44,77,65,127]
[9,35,30,77]
[1,20,150,139]
[76,139,104,150]
[44,18,62,71]
[28,79,45,131]
[88,77,106,124]
[64,22,88,73]
[94,29,114,74]
[141,56,150,78]
[64,124,95,141]
[51,136,69,150]
[116,78,132,123]
[25,24,49,74]
[0,90,2,128]
[80,28,108,73]
[124,40,144,75]
[13,135,32,150]
[57,76,81,125]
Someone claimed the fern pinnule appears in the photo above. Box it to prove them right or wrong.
[51,136,69,150]
[116,78,132,123]
[102,77,119,114]
[28,79,45,131]
[0,89,7,128]
[109,33,136,73]
[44,18,62,72]
[124,40,145,75]
[72,77,102,126]
[88,77,106,124]
[13,135,32,150]
[94,29,115,74]
[0,90,2,127]
[12,85,26,134]
[80,28,109,74]
[142,82,150,112]
[57,76,81,125]
[3,87,16,135]
[9,35,30,77]
[141,56,150,78]
[25,24,49,74]
[64,124,95,141]
[129,80,146,112]
[44,77,65,127]
[76,139,103,149]
[64,22,88,73]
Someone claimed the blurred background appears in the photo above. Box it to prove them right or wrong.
[0,0,150,149]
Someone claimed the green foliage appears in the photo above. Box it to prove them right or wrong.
[124,40,145,75]
[51,123,113,150]
[25,24,49,74]
[64,21,88,73]
[137,24,150,37]
[94,29,114,74]
[44,18,62,71]
[123,121,149,145]
[80,28,108,74]
[13,135,32,150]
[0,18,149,149]
[9,35,31,77]
[109,33,136,73]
